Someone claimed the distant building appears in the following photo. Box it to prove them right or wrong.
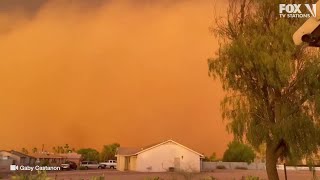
[59,152,82,165]
[30,152,82,166]
[116,139,204,172]
[0,150,36,172]
[30,152,66,165]
[0,150,36,166]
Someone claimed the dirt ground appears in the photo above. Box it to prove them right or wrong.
[2,169,320,180]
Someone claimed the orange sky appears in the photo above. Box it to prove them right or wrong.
[0,0,231,157]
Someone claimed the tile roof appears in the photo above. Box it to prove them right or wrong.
[117,147,141,156]
[116,139,204,157]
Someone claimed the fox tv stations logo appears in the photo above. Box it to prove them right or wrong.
[279,4,316,18]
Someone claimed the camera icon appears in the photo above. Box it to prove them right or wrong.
[10,165,18,171]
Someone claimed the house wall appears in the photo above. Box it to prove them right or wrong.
[116,155,126,171]
[0,151,36,166]
[117,155,137,171]
[129,156,137,171]
[0,157,13,172]
[135,142,201,172]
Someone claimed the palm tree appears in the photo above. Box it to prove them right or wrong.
[64,144,70,153]
[21,148,28,154]
[52,147,57,153]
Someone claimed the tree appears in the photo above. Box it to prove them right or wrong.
[58,146,64,154]
[21,148,28,154]
[64,144,70,153]
[32,147,38,153]
[77,148,100,161]
[204,152,217,162]
[256,143,266,163]
[100,143,120,162]
[222,141,255,163]
[208,0,320,179]
[52,147,57,153]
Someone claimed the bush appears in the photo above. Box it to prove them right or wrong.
[216,165,226,169]
[144,177,162,180]
[11,171,51,180]
[168,167,175,172]
[39,160,50,166]
[90,176,105,180]
[223,141,255,163]
[78,166,87,170]
[200,176,217,180]
[245,176,261,180]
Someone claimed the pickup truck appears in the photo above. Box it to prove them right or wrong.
[99,160,117,169]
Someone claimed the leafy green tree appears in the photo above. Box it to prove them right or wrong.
[77,148,100,161]
[223,141,255,163]
[208,0,320,179]
[100,143,120,161]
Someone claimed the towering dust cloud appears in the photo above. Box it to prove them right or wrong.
[0,0,230,156]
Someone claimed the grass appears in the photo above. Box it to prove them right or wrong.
[11,171,51,180]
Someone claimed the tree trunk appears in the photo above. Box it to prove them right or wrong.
[266,143,279,180]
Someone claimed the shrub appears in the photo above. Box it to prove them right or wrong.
[245,176,261,180]
[235,166,248,170]
[11,171,51,180]
[78,166,87,170]
[144,177,162,180]
[223,141,255,163]
[200,176,217,180]
[216,165,226,169]
[168,167,175,172]
[40,160,50,166]
[90,176,105,180]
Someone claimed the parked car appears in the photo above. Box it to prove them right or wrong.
[80,161,104,169]
[99,160,117,169]
[60,161,77,170]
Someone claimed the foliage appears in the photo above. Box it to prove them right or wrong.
[100,143,120,161]
[208,0,320,179]
[78,166,87,170]
[52,144,74,154]
[216,165,226,169]
[235,166,248,170]
[204,152,217,162]
[223,141,255,163]
[11,171,51,180]
[32,147,38,153]
[144,177,162,180]
[90,176,105,180]
[244,176,262,180]
[256,144,266,163]
[39,160,50,166]
[77,148,100,161]
[200,176,217,180]
[21,148,28,155]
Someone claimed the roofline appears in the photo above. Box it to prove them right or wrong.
[116,154,138,157]
[1,150,37,159]
[133,140,204,157]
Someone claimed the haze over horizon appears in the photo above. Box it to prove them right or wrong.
[0,0,231,157]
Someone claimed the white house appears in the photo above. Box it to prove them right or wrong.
[116,139,204,172]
